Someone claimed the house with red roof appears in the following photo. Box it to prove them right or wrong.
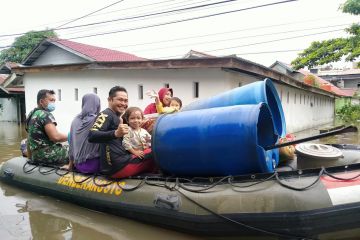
[12,39,341,133]
[22,38,146,66]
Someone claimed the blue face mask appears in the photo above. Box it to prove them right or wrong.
[46,102,56,112]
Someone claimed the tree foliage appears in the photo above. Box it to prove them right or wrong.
[336,103,360,123]
[0,30,57,65]
[291,0,360,69]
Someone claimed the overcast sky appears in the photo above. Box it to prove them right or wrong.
[1,0,358,67]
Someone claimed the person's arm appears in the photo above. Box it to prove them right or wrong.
[45,123,67,142]
[161,106,176,113]
[155,99,165,113]
[122,132,144,158]
[88,112,116,143]
[88,112,129,143]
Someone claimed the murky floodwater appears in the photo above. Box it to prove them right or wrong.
[0,121,359,240]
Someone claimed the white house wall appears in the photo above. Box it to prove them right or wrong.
[33,46,88,66]
[23,68,335,134]
[0,98,18,122]
[24,68,233,133]
[275,84,334,133]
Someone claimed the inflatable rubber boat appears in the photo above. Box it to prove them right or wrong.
[3,79,359,238]
[1,143,360,239]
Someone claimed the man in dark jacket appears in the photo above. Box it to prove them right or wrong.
[89,86,154,177]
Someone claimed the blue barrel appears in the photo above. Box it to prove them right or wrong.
[152,103,278,176]
[182,78,286,137]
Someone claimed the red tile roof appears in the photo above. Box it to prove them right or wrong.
[0,74,8,85]
[297,69,353,97]
[50,39,146,62]
[6,87,24,93]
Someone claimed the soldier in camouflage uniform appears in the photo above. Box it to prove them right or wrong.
[26,89,69,165]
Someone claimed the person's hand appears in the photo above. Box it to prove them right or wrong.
[133,149,144,159]
[115,117,129,137]
[145,134,151,143]
[146,90,158,99]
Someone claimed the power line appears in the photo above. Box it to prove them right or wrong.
[111,16,352,48]
[64,0,299,40]
[206,29,345,52]
[0,0,300,50]
[55,0,126,28]
[0,0,242,38]
[0,0,179,35]
[236,48,305,55]
[155,28,346,59]
[129,24,351,53]
[55,0,249,38]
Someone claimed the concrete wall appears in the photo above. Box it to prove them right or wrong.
[24,68,237,133]
[275,84,334,133]
[23,68,335,134]
[344,79,360,89]
[0,97,18,122]
[33,46,88,66]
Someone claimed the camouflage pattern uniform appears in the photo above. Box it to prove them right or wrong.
[27,109,68,165]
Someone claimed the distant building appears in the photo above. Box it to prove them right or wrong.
[11,39,344,133]
[0,63,25,123]
[317,68,360,90]
[270,61,359,113]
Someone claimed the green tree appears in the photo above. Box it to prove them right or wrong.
[0,30,57,65]
[291,0,360,69]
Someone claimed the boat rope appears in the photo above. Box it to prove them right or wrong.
[324,169,360,180]
[21,161,360,193]
[177,175,230,193]
[72,171,92,184]
[116,178,146,191]
[175,188,315,240]
[275,168,325,191]
[229,172,277,188]
[22,161,37,174]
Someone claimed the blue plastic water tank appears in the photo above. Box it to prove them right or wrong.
[152,103,278,176]
[182,78,286,137]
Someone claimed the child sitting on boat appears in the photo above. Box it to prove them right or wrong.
[122,107,152,159]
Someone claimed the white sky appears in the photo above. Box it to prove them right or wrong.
[0,0,358,67]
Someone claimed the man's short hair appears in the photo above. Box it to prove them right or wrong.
[109,86,127,98]
[37,89,55,104]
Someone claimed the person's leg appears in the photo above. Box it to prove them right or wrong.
[32,144,69,165]
[111,149,155,179]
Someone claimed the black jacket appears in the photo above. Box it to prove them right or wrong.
[88,108,131,175]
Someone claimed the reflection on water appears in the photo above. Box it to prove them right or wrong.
[0,122,26,163]
[0,182,204,240]
[0,121,359,240]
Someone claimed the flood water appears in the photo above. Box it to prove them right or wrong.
[0,121,359,239]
